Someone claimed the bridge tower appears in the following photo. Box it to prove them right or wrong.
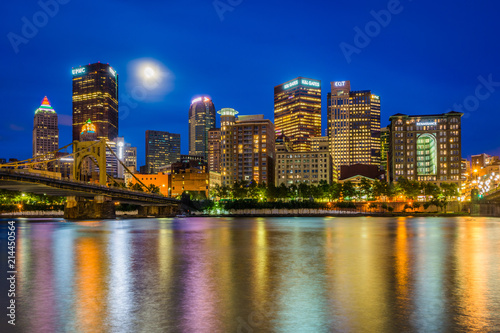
[72,139,107,185]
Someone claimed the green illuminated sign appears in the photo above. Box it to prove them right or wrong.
[72,67,86,75]
[284,78,320,89]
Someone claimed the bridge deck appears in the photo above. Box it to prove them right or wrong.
[0,170,179,206]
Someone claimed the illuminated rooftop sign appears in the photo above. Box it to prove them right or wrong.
[301,79,320,87]
[191,97,211,104]
[416,121,437,126]
[109,67,116,77]
[284,80,299,89]
[72,67,86,75]
[284,78,320,90]
[334,81,346,87]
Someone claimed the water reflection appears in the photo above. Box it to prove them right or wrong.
[4,217,500,332]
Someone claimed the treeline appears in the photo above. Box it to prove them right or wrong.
[210,178,460,202]
[0,189,66,212]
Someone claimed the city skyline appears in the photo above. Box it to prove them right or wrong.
[2,1,500,167]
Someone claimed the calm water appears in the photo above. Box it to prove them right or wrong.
[1,217,500,333]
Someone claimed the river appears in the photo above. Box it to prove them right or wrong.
[1,216,500,332]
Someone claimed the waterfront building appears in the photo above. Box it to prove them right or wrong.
[219,109,275,185]
[189,96,216,159]
[274,77,321,152]
[145,130,180,174]
[388,111,463,185]
[33,96,58,162]
[169,160,210,198]
[128,172,170,196]
[208,128,221,172]
[72,62,118,141]
[328,80,381,178]
[275,136,332,186]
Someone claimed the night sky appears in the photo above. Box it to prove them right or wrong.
[2,0,499,167]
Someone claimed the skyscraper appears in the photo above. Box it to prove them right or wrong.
[72,62,118,141]
[188,96,216,159]
[33,96,58,161]
[146,130,180,174]
[328,80,381,179]
[208,128,221,172]
[219,109,275,185]
[274,77,321,152]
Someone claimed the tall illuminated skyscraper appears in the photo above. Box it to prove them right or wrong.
[328,80,381,178]
[274,77,321,152]
[72,62,118,141]
[33,96,58,160]
[146,130,180,174]
[188,96,216,159]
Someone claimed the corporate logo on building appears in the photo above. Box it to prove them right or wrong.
[416,121,437,126]
[72,67,86,75]
[284,78,320,89]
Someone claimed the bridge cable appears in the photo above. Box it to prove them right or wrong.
[104,142,150,192]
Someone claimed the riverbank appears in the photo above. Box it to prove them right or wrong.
[1,211,473,219]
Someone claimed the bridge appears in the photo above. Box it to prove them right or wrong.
[0,139,180,219]
[471,187,500,217]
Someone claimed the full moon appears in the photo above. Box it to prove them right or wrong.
[144,67,155,78]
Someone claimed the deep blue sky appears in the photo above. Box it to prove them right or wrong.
[2,0,499,167]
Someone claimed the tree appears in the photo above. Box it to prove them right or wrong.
[298,182,311,200]
[309,184,322,201]
[373,180,389,199]
[328,182,342,201]
[441,183,459,200]
[288,184,298,200]
[267,183,278,201]
[147,184,161,194]
[403,203,413,212]
[130,182,144,192]
[359,178,373,200]
[341,181,358,201]
[248,180,259,199]
[232,180,248,199]
[256,182,267,201]
[318,180,330,201]
[422,182,441,200]
[389,182,404,199]
[398,178,421,200]
[277,183,288,200]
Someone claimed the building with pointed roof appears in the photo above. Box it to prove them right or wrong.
[33,96,58,161]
